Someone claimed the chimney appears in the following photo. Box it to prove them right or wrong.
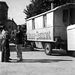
[51,2,54,9]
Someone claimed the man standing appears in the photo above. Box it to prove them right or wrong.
[1,26,10,62]
[5,31,11,62]
[15,26,23,62]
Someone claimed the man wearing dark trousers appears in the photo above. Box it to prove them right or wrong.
[1,26,11,62]
[15,27,23,62]
[5,32,10,62]
[1,37,6,62]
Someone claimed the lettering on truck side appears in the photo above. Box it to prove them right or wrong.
[37,31,51,40]
[27,31,51,40]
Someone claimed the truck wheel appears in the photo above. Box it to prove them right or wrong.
[44,43,52,55]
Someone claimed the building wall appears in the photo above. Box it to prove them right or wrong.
[0,2,8,28]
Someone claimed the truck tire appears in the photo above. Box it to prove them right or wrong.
[44,43,52,55]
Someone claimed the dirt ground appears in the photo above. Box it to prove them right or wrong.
[0,49,75,75]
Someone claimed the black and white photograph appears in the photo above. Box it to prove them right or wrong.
[0,0,75,75]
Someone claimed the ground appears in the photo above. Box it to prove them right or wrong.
[0,48,75,75]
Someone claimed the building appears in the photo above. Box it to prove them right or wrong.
[4,19,17,32]
[0,1,8,29]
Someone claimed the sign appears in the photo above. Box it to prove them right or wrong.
[27,31,51,41]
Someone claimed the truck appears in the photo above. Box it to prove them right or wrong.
[67,25,75,56]
[26,3,75,55]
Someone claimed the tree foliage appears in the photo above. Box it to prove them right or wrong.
[54,0,71,6]
[24,0,52,18]
[24,0,72,18]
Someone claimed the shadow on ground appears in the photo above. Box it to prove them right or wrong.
[9,58,72,63]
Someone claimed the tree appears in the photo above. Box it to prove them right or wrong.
[24,0,51,18]
[24,0,72,18]
[54,0,72,7]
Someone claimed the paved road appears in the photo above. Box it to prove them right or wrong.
[0,49,75,75]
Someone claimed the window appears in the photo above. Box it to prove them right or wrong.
[32,18,35,29]
[70,8,75,25]
[63,9,68,23]
[63,9,69,27]
[43,14,47,28]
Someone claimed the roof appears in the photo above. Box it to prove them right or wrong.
[26,3,75,21]
[0,1,8,8]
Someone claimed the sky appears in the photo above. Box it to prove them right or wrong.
[0,0,31,25]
